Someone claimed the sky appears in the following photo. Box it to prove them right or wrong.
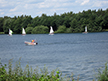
[0,0,108,18]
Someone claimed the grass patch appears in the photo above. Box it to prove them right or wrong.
[0,32,5,34]
[105,29,108,31]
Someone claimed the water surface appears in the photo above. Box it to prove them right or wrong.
[0,32,108,81]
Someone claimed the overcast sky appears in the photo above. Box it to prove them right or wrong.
[0,0,108,18]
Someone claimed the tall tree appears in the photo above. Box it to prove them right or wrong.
[21,15,32,29]
[13,17,22,34]
[0,17,4,32]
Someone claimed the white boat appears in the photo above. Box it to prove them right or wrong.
[83,26,88,33]
[22,28,26,35]
[49,26,54,35]
[24,41,38,45]
[9,29,13,36]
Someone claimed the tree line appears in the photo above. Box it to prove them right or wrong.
[0,8,108,34]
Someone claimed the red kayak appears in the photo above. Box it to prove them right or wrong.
[24,41,38,45]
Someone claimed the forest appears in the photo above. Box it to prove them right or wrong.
[0,8,108,34]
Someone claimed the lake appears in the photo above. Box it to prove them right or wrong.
[0,32,108,81]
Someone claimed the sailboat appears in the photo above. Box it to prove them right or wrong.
[22,28,26,35]
[83,26,88,33]
[49,26,54,35]
[9,29,13,36]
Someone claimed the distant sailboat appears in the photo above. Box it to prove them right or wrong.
[49,26,54,35]
[22,28,26,35]
[9,29,13,36]
[83,26,88,33]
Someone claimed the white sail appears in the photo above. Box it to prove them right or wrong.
[22,28,26,35]
[49,26,54,35]
[9,29,13,36]
[85,26,87,32]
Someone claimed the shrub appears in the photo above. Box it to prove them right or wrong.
[96,62,108,81]
[0,59,64,81]
[32,25,49,34]
[1,58,108,81]
[25,27,33,34]
[55,25,66,33]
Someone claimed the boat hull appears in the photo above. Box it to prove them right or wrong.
[49,33,54,35]
[22,33,26,35]
[24,41,38,45]
[83,32,88,34]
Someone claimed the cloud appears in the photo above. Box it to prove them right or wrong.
[22,0,73,15]
[34,0,74,16]
[10,7,17,12]
[81,0,90,5]
[0,0,108,17]
[6,12,25,17]
[35,0,72,8]
[0,12,4,15]
[0,0,7,7]
[75,0,90,5]
[92,0,108,7]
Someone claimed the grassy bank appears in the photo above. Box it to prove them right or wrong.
[0,59,108,81]
[105,29,108,31]
[0,32,4,34]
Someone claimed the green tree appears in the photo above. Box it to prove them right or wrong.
[25,27,33,34]
[0,17,4,32]
[13,17,22,34]
[63,17,71,28]
[70,18,78,30]
[32,16,41,27]
[1,8,108,34]
[101,14,108,29]
[66,27,72,33]
[3,18,14,34]
[32,25,48,34]
[55,25,66,33]
[21,15,32,28]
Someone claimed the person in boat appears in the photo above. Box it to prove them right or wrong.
[31,40,35,43]
[31,40,38,45]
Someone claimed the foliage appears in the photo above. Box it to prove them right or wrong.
[0,58,84,81]
[0,17,4,32]
[0,59,66,81]
[55,25,66,33]
[0,9,108,34]
[25,27,33,34]
[0,59,108,81]
[32,25,49,34]
[96,62,108,81]
[66,27,73,33]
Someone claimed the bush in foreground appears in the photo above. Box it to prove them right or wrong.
[96,62,108,81]
[0,58,108,81]
[0,59,66,81]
